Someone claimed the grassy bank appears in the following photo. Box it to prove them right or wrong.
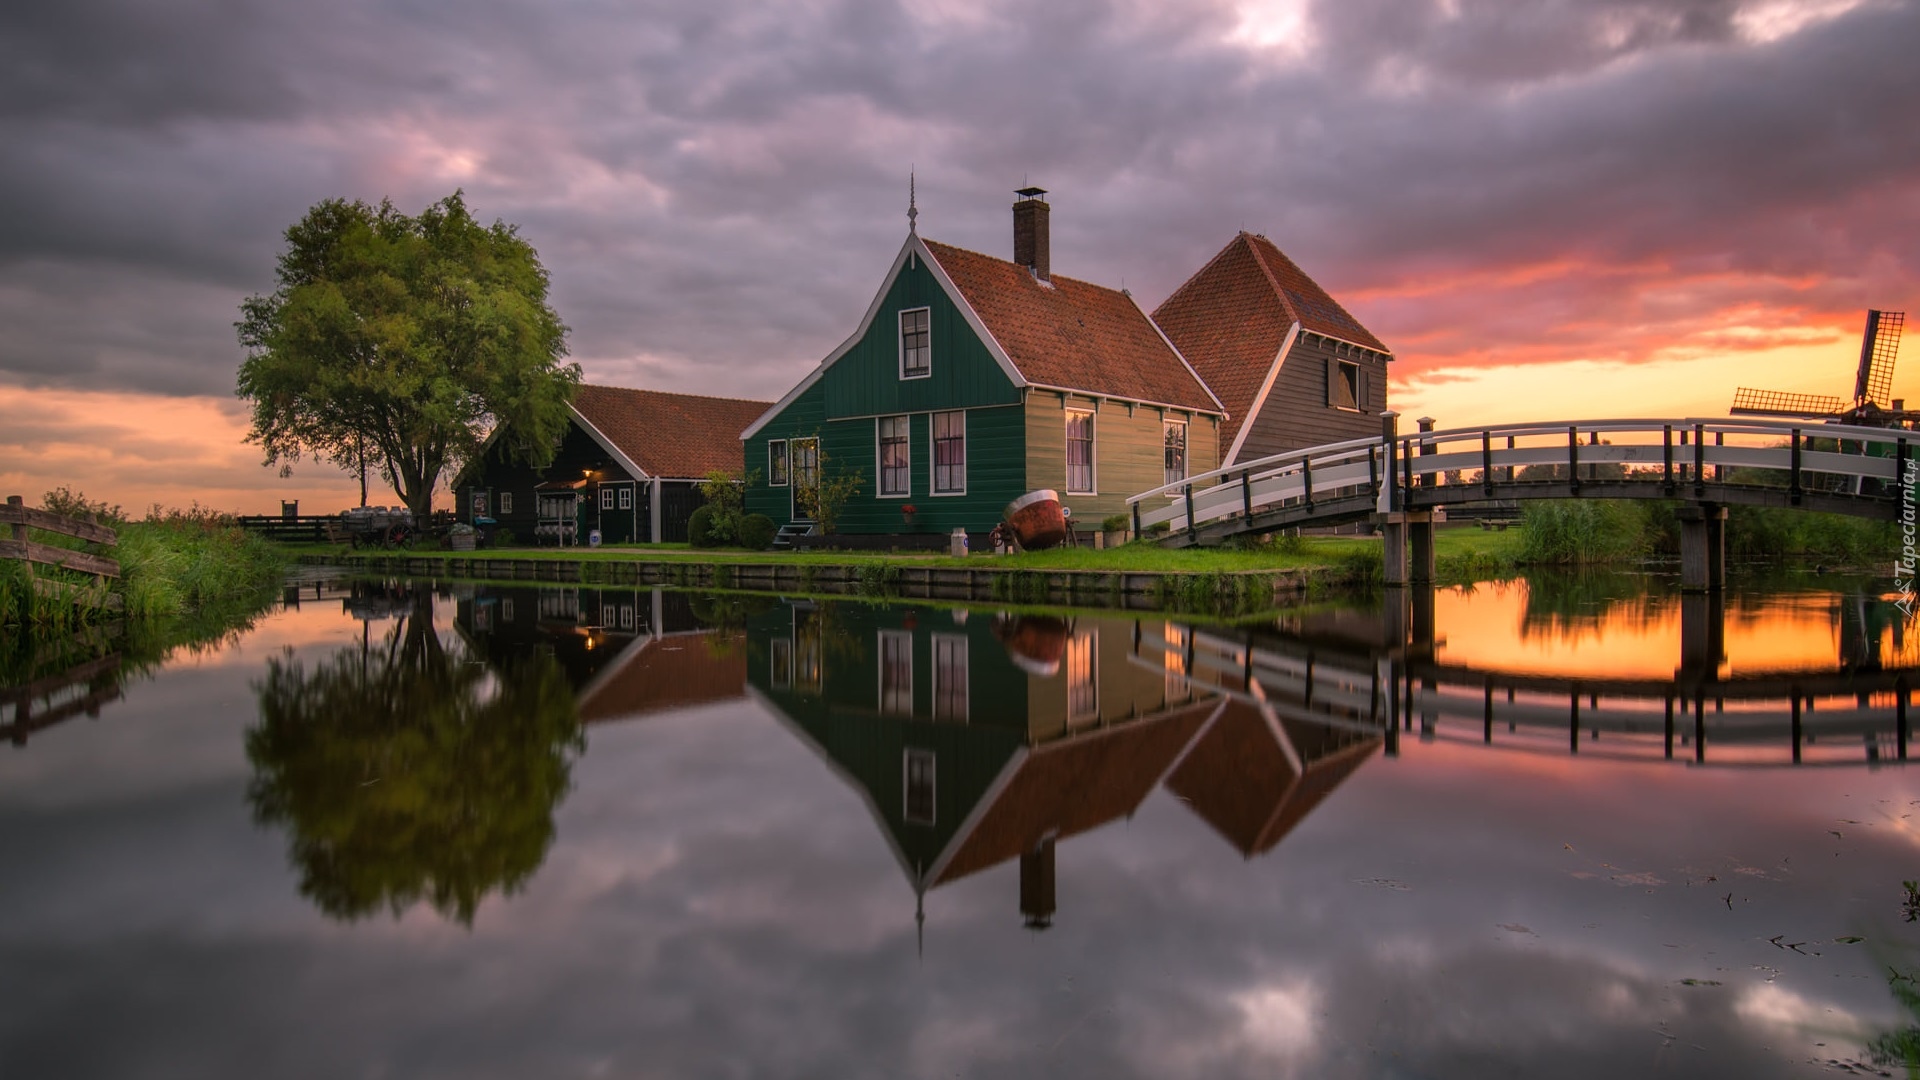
[1517,499,1895,568]
[1,491,290,631]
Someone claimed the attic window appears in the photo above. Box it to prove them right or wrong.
[1330,358,1360,411]
[900,307,931,380]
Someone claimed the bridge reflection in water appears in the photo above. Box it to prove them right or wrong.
[1140,580,1913,770]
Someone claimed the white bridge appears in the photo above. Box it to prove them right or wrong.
[1126,415,1913,587]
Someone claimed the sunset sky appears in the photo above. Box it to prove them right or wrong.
[1,0,1915,514]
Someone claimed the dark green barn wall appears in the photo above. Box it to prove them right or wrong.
[743,246,1027,532]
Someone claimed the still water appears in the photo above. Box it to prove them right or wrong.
[1,573,1915,1078]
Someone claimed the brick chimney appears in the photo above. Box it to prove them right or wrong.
[1013,186,1049,282]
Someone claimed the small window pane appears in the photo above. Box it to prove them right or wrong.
[880,630,913,714]
[901,309,930,378]
[499,492,513,516]
[904,749,936,825]
[618,486,632,510]
[601,487,615,510]
[1163,420,1187,487]
[933,411,966,494]
[1331,359,1359,410]
[769,440,789,486]
[1065,411,1094,493]
[879,416,911,497]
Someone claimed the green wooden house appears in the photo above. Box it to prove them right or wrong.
[458,385,770,545]
[741,189,1224,540]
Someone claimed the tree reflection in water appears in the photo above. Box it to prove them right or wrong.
[246,588,583,924]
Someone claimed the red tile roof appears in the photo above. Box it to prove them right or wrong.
[577,631,747,724]
[932,700,1217,886]
[922,240,1221,413]
[1153,233,1390,450]
[1164,701,1379,857]
[571,384,772,480]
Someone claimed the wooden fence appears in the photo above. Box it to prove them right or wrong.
[1,495,121,608]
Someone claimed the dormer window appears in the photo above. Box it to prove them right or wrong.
[900,307,930,379]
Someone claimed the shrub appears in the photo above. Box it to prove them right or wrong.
[695,471,745,545]
[1101,514,1129,533]
[738,513,776,551]
[687,505,716,548]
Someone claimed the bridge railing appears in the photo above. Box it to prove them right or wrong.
[1128,417,1914,539]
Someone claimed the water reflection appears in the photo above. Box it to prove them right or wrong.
[246,584,584,924]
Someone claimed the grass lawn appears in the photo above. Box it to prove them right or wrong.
[284,525,1531,581]
[284,535,1385,571]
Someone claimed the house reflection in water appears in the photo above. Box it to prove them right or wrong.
[454,585,749,725]
[744,602,1380,930]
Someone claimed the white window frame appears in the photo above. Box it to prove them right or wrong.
[879,629,914,714]
[876,415,911,499]
[499,492,513,516]
[932,634,969,722]
[600,487,615,510]
[768,439,789,487]
[930,410,966,496]
[1065,408,1096,495]
[1163,418,1188,487]
[899,307,931,380]
[617,486,632,511]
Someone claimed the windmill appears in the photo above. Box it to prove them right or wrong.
[1731,309,1908,426]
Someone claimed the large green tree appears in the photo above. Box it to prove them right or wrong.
[237,191,580,518]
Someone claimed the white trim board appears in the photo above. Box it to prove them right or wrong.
[1224,321,1299,467]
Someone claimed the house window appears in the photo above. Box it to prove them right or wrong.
[900,308,931,379]
[793,439,819,497]
[1065,410,1095,494]
[903,749,936,825]
[619,604,633,630]
[879,629,913,714]
[768,440,789,486]
[472,491,489,519]
[932,411,966,494]
[499,492,513,516]
[1164,419,1187,487]
[1067,630,1098,725]
[878,416,911,497]
[501,598,515,622]
[1162,622,1190,702]
[933,635,968,722]
[600,487,615,510]
[771,638,793,691]
[1330,358,1360,411]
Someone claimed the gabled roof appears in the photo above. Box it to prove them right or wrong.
[576,630,747,725]
[922,239,1222,414]
[1153,232,1390,453]
[571,384,771,480]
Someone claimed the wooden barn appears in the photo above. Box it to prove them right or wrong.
[458,385,771,545]
[741,188,1224,539]
[1152,232,1393,466]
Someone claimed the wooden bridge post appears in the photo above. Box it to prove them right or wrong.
[1677,504,1727,592]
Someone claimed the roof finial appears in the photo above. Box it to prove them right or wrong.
[908,170,918,234]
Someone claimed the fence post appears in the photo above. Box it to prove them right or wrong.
[1184,483,1195,542]
[1416,417,1435,489]
[6,496,23,546]
[1481,431,1493,495]
[1301,456,1314,511]
[1567,427,1580,494]
[1380,412,1400,513]
[1132,501,1141,539]
[1663,425,1674,493]
[1789,428,1803,503]
[1242,470,1253,519]
[1693,424,1706,496]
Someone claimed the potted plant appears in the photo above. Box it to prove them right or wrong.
[901,503,918,528]
[1101,513,1130,548]
[448,522,477,551]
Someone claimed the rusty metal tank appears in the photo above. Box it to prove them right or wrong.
[1004,489,1068,550]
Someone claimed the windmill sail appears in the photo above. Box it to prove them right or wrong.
[1730,387,1846,419]
[1853,309,1905,407]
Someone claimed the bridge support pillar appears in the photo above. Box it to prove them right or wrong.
[1374,511,1434,586]
[1678,590,1726,681]
[1678,505,1727,592]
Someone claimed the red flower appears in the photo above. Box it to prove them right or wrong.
[901,504,918,515]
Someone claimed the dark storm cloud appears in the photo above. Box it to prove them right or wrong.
[0,0,1912,399]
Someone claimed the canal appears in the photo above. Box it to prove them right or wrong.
[1,572,1914,1077]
